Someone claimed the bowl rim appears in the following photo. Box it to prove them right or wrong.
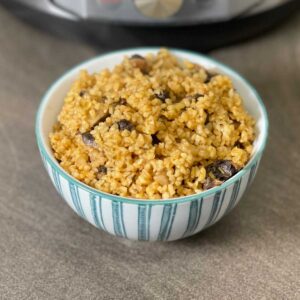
[35,47,269,205]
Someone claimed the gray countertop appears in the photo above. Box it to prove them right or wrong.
[0,6,300,300]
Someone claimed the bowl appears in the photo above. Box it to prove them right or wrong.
[35,48,268,241]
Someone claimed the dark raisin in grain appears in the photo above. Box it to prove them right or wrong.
[193,93,204,99]
[130,54,147,73]
[160,115,171,122]
[206,160,237,181]
[79,90,86,97]
[203,177,223,190]
[98,113,110,123]
[233,120,241,128]
[204,109,209,125]
[130,54,145,60]
[119,98,127,105]
[132,153,138,160]
[155,154,164,160]
[128,174,138,189]
[234,141,244,148]
[81,132,96,146]
[151,134,161,145]
[98,165,107,174]
[155,90,169,102]
[117,119,134,131]
[204,71,217,83]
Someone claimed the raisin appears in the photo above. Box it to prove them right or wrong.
[117,119,134,131]
[234,141,244,148]
[203,177,223,190]
[119,98,127,105]
[131,54,144,60]
[192,93,204,100]
[98,165,107,174]
[233,120,241,128]
[206,160,237,181]
[81,132,96,147]
[97,113,110,123]
[204,71,217,83]
[204,109,209,125]
[130,54,147,73]
[151,134,161,145]
[155,90,169,102]
[79,90,86,97]
[155,154,164,160]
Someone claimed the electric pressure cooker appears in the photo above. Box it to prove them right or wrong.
[2,0,300,51]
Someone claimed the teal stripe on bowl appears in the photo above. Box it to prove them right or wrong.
[191,198,203,234]
[98,197,107,232]
[69,182,86,218]
[212,189,227,224]
[250,161,259,185]
[183,198,203,237]
[51,167,61,195]
[138,205,148,240]
[158,205,172,240]
[56,170,63,195]
[147,205,152,240]
[230,177,243,211]
[158,204,177,241]
[246,162,257,188]
[89,194,102,229]
[112,201,127,238]
[50,166,58,189]
[68,182,80,216]
[204,191,222,229]
[165,204,177,241]
[119,202,127,238]
[183,200,199,237]
[75,184,86,219]
[224,178,242,215]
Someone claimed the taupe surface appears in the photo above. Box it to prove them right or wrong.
[0,6,300,300]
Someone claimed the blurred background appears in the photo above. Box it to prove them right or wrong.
[0,1,300,299]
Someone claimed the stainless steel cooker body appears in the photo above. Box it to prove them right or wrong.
[2,0,299,51]
[9,0,294,24]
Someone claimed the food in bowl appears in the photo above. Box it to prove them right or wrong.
[49,49,255,199]
[37,48,268,241]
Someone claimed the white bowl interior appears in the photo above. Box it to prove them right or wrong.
[38,48,268,171]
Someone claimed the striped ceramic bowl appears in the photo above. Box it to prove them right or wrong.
[35,48,268,241]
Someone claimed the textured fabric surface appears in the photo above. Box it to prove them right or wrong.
[0,6,299,300]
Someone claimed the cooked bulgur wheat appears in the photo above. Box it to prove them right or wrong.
[50,49,255,199]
